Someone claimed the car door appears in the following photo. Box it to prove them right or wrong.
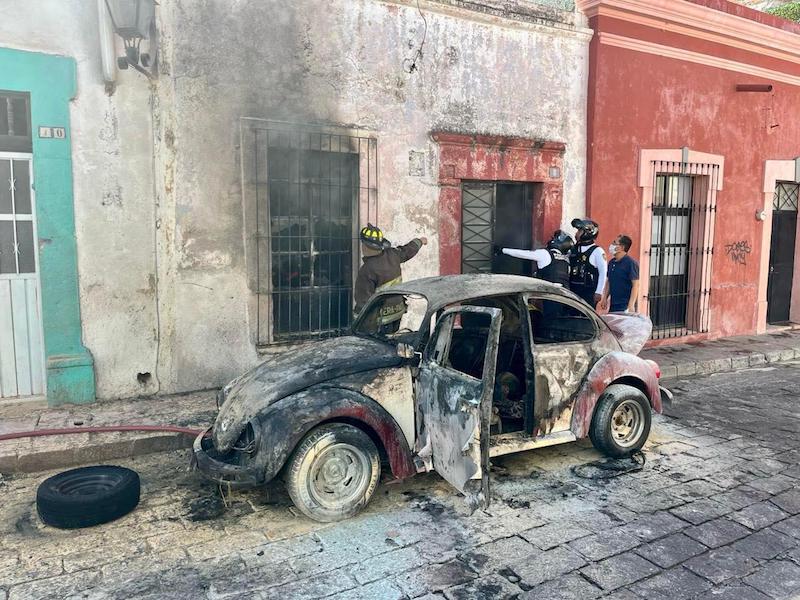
[417,305,502,509]
[526,294,598,435]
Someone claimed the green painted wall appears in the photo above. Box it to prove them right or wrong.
[0,47,95,405]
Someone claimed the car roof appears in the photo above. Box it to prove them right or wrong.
[385,274,582,310]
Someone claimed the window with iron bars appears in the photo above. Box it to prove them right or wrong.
[0,91,31,153]
[647,161,718,339]
[241,120,378,344]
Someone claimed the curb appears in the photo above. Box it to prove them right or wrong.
[0,431,194,475]
[652,345,800,382]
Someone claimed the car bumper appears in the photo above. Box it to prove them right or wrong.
[191,427,261,488]
[659,385,674,406]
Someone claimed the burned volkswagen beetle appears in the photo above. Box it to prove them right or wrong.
[193,274,667,522]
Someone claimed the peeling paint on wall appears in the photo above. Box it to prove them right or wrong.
[2,0,590,399]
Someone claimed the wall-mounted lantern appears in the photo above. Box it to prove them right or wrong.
[104,0,157,78]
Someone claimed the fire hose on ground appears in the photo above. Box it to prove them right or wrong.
[0,424,202,442]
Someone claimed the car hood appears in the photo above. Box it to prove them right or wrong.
[212,336,402,452]
[601,313,653,355]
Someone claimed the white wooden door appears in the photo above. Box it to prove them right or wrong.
[0,153,45,398]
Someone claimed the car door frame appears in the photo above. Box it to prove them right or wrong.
[522,292,601,436]
[416,305,503,509]
[453,294,538,436]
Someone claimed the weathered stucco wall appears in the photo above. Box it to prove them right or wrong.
[155,0,591,393]
[0,0,159,400]
[1,0,590,400]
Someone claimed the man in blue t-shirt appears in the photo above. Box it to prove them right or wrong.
[600,234,640,313]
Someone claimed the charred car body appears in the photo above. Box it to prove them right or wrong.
[194,274,667,522]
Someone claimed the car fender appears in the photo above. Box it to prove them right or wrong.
[570,351,662,439]
[255,386,417,483]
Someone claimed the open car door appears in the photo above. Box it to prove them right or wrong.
[417,306,502,509]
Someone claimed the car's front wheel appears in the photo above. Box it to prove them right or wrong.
[285,423,381,522]
[589,384,652,458]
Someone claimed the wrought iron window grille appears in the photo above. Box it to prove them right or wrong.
[647,161,718,340]
[774,182,799,212]
[241,119,378,345]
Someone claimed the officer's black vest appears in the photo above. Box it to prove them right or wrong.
[538,249,571,287]
[570,244,600,297]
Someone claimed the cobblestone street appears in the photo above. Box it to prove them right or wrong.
[3,363,800,599]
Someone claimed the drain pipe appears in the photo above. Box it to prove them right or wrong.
[0,425,202,443]
[98,0,117,93]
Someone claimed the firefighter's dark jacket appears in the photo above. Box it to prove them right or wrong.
[354,239,423,312]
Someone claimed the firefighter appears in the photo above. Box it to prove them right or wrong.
[353,223,427,314]
[496,230,574,286]
[569,218,607,308]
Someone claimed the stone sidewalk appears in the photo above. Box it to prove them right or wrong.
[641,329,800,380]
[1,329,800,474]
[0,391,215,474]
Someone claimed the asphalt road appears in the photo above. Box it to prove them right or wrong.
[2,363,800,599]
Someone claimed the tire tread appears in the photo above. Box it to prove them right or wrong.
[36,466,140,529]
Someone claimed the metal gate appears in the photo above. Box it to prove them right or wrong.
[0,154,45,398]
[461,182,534,276]
[461,183,495,274]
[648,162,718,339]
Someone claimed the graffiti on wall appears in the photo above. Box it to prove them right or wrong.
[725,240,752,266]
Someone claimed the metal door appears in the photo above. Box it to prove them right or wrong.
[461,183,495,274]
[417,306,502,509]
[767,182,799,325]
[461,182,533,276]
[0,154,45,398]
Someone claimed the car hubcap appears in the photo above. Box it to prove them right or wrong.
[309,443,371,509]
[610,399,645,448]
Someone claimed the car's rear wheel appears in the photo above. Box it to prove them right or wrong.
[589,384,652,458]
[285,423,381,522]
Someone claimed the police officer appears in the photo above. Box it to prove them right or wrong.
[353,223,427,313]
[497,230,574,286]
[569,218,607,308]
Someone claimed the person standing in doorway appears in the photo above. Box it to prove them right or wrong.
[600,234,640,313]
[353,223,427,314]
[496,230,574,287]
[569,218,607,308]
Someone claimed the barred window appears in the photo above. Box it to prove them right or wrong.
[0,91,32,153]
[647,162,718,339]
[242,120,378,344]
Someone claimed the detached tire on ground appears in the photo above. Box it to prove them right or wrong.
[589,384,652,458]
[285,423,381,522]
[36,465,141,529]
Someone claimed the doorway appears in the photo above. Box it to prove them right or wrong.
[767,182,799,325]
[461,182,535,275]
[0,153,45,398]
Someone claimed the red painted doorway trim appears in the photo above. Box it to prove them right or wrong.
[432,132,566,275]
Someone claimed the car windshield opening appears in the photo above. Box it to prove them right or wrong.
[354,293,429,343]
